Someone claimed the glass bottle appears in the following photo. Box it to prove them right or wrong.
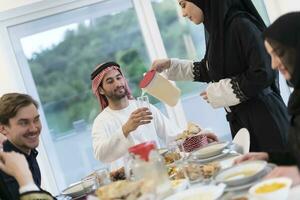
[148,150,173,199]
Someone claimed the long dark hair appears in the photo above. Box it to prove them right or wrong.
[263,12,300,89]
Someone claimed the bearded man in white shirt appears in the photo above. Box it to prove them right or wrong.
[90,61,182,170]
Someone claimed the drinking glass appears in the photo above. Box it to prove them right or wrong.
[175,139,188,160]
[94,168,111,186]
[181,160,204,184]
[137,95,150,109]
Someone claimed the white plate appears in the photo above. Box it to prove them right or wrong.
[223,163,275,192]
[225,179,259,192]
[61,181,85,198]
[190,149,230,163]
[215,160,267,187]
[191,142,230,159]
[164,184,225,200]
[61,179,95,198]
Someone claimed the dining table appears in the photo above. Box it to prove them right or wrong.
[70,147,300,200]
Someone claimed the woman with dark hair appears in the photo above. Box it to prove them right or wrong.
[151,0,289,152]
[235,12,300,185]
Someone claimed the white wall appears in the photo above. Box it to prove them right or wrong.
[264,0,300,22]
[0,0,42,12]
[0,0,43,95]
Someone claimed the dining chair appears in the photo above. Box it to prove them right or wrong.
[232,128,250,155]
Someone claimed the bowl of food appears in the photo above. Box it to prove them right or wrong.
[249,177,292,200]
[163,151,181,165]
[167,164,185,180]
[109,167,126,182]
[214,160,267,187]
[183,162,204,183]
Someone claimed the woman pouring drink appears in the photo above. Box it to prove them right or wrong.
[151,0,289,152]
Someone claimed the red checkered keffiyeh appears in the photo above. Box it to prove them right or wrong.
[91,63,133,110]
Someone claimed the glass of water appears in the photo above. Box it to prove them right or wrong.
[137,95,150,109]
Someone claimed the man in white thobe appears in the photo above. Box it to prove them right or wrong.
[91,62,181,170]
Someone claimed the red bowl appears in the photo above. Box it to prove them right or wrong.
[128,141,156,161]
[180,134,209,152]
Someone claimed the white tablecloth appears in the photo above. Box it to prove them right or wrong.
[288,185,300,199]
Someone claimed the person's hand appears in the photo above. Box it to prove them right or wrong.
[264,166,300,186]
[0,151,33,186]
[122,108,153,137]
[201,132,218,143]
[151,59,171,73]
[200,91,209,103]
[234,152,269,164]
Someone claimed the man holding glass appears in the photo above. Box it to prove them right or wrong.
[91,61,185,170]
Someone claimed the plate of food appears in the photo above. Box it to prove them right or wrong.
[95,180,152,200]
[163,184,225,200]
[214,160,267,187]
[191,141,230,159]
[170,162,220,183]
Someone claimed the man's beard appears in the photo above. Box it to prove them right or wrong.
[107,86,127,101]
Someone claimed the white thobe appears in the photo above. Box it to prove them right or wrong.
[92,100,180,170]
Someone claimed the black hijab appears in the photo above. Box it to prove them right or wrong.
[263,12,300,115]
[186,0,266,81]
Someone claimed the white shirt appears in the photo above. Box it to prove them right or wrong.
[19,182,39,194]
[92,100,180,170]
